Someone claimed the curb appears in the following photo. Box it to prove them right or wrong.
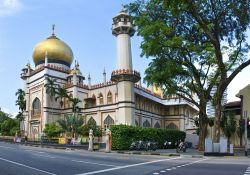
[109,150,181,157]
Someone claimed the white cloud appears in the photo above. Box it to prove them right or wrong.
[0,0,23,17]
[1,107,18,118]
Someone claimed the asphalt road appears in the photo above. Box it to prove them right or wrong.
[0,141,249,175]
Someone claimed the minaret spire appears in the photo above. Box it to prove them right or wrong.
[103,67,106,83]
[52,24,55,36]
[88,73,91,89]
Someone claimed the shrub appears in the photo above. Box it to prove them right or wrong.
[44,123,60,139]
[110,125,186,150]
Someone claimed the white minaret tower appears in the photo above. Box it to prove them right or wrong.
[88,73,91,89]
[103,67,106,84]
[111,7,140,125]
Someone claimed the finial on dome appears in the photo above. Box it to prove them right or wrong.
[120,4,126,14]
[103,67,106,74]
[27,60,30,66]
[52,24,55,36]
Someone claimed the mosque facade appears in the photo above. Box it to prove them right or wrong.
[20,9,198,139]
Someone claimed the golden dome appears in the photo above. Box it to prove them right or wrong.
[32,35,73,66]
[69,68,82,76]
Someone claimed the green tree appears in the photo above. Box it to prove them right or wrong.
[15,89,26,112]
[43,123,60,139]
[57,114,84,138]
[127,0,250,145]
[45,77,58,100]
[0,118,19,136]
[78,118,102,137]
[55,87,69,108]
[0,110,9,123]
[221,113,237,148]
[69,97,81,113]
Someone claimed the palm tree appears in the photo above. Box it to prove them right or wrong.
[44,78,58,100]
[16,112,24,122]
[55,87,69,108]
[69,97,81,113]
[15,89,26,112]
[15,89,26,132]
[57,114,84,138]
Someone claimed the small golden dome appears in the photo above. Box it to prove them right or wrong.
[69,68,82,76]
[32,35,73,66]
[153,85,162,96]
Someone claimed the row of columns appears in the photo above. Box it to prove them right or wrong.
[88,129,112,152]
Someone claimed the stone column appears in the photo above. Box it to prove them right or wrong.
[88,129,93,151]
[105,129,111,153]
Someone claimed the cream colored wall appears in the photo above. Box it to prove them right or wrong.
[238,85,250,117]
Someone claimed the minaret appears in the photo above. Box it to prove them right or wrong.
[103,67,106,84]
[111,7,140,125]
[88,73,91,89]
[43,51,49,129]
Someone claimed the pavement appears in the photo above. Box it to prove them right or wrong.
[4,138,247,158]
[0,141,249,175]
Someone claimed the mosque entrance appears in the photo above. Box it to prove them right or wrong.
[31,126,39,140]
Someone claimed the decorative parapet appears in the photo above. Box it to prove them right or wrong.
[63,83,73,88]
[28,64,70,77]
[29,65,44,76]
[91,81,116,89]
[111,69,140,83]
[134,84,162,98]
[77,83,89,89]
[47,64,69,73]
[63,82,89,89]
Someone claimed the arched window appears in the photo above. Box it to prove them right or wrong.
[166,123,178,130]
[107,91,113,104]
[154,122,161,128]
[99,93,104,105]
[87,117,97,126]
[104,115,114,129]
[32,98,41,116]
[143,120,151,128]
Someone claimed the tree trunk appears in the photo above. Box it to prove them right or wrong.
[213,102,222,143]
[198,121,208,151]
[197,103,208,151]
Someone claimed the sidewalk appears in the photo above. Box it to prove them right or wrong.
[103,148,204,158]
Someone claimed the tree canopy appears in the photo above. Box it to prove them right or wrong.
[127,0,250,144]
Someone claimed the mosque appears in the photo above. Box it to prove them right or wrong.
[20,9,198,139]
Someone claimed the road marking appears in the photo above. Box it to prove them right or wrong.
[34,154,56,159]
[153,158,210,174]
[245,166,250,175]
[71,160,117,167]
[75,157,181,175]
[0,157,56,175]
[160,170,166,172]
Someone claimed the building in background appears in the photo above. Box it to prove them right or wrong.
[20,9,198,139]
[206,86,228,118]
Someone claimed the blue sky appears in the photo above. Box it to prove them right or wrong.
[0,0,250,115]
